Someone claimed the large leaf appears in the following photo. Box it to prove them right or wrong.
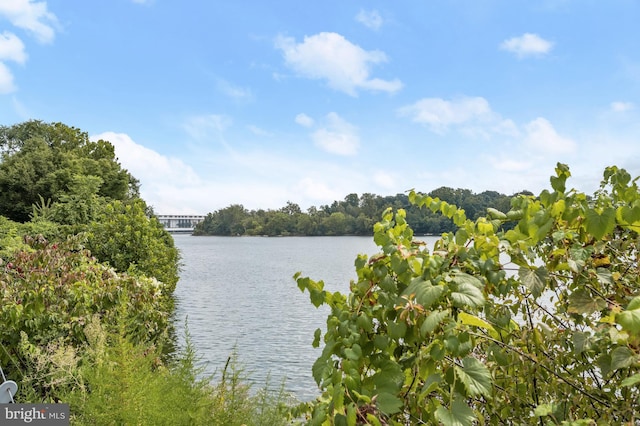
[621,373,640,387]
[372,360,404,394]
[375,392,403,415]
[455,357,492,397]
[611,346,636,371]
[451,282,485,308]
[403,278,445,308]
[451,273,485,308]
[434,397,476,426]
[617,205,640,228]
[421,309,450,336]
[568,288,607,315]
[458,312,497,335]
[519,266,548,298]
[616,297,640,335]
[584,207,616,240]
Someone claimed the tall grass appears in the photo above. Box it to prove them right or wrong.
[19,316,295,425]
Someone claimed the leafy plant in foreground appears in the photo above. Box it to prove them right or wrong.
[296,164,640,425]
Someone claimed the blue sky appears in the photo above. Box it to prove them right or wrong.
[1,1,639,214]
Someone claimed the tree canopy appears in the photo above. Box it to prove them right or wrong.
[0,120,139,222]
[194,190,518,237]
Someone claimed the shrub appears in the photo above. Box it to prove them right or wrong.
[0,235,170,386]
[296,164,640,425]
[86,199,180,295]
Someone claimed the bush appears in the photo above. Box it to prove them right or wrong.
[19,316,294,425]
[0,235,170,387]
[86,199,180,295]
[297,164,640,425]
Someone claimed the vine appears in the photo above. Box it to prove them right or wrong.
[296,164,640,425]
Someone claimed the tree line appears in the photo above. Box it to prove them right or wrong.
[194,189,530,236]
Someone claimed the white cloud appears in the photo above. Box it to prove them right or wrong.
[373,171,395,189]
[500,33,553,58]
[0,32,27,64]
[0,62,16,93]
[247,125,272,137]
[398,96,493,133]
[295,113,314,127]
[610,101,634,112]
[311,112,359,156]
[356,9,383,31]
[0,0,59,44]
[294,177,343,203]
[523,117,576,154]
[216,79,253,102]
[486,155,532,172]
[183,114,232,141]
[275,32,402,96]
[91,132,204,213]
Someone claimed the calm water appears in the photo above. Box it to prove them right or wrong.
[171,235,436,401]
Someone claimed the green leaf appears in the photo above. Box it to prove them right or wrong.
[421,310,450,336]
[616,303,640,335]
[567,288,607,315]
[310,288,326,308]
[451,273,485,308]
[372,360,404,394]
[584,207,616,240]
[617,205,640,227]
[421,373,442,395]
[345,344,362,361]
[610,346,636,371]
[628,296,640,311]
[451,282,485,308]
[388,320,407,339]
[519,266,548,298]
[312,328,322,348]
[434,397,476,426]
[375,392,403,415]
[312,354,328,385]
[621,373,640,387]
[455,357,492,397]
[403,278,445,308]
[533,403,554,417]
[458,311,497,335]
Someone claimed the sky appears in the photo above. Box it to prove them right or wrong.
[1,1,639,215]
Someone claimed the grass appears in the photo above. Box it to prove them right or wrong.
[18,316,296,425]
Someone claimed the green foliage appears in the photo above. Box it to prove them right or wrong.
[18,316,293,425]
[0,235,170,384]
[86,199,180,293]
[0,120,139,222]
[194,190,516,237]
[296,164,640,424]
[60,319,214,425]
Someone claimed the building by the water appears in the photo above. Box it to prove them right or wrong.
[156,214,205,233]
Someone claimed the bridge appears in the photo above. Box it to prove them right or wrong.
[156,214,205,233]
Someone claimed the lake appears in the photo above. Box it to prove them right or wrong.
[171,234,438,401]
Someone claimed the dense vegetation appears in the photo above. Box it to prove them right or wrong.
[4,120,640,425]
[0,121,291,424]
[296,163,640,425]
[194,190,523,236]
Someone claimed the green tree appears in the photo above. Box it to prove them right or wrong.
[193,204,248,236]
[0,121,139,222]
[296,164,640,425]
[86,199,179,295]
